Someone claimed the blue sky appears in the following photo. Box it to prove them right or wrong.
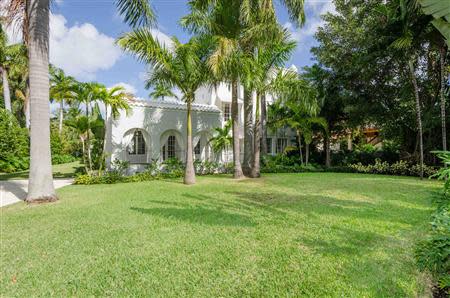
[14,0,335,98]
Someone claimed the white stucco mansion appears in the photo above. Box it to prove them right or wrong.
[106,79,297,172]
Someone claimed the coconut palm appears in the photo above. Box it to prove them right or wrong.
[4,0,156,202]
[117,31,212,185]
[149,83,176,101]
[50,66,77,135]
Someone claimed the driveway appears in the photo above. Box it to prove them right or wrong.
[0,179,73,207]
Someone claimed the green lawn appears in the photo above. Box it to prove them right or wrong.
[0,161,83,180]
[0,173,440,297]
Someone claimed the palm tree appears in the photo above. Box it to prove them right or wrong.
[50,66,76,135]
[242,29,296,177]
[268,78,323,165]
[72,82,105,173]
[208,120,233,161]
[98,85,131,174]
[23,0,58,202]
[118,31,211,185]
[4,0,156,202]
[149,83,176,101]
[182,0,306,179]
[0,25,27,113]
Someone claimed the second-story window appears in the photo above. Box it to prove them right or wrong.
[222,103,231,122]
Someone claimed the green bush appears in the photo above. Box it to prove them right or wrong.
[52,154,78,165]
[414,151,450,294]
[348,160,436,178]
[0,109,29,173]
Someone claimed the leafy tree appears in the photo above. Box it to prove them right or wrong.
[118,31,212,185]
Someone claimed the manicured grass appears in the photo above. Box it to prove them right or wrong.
[0,161,83,180]
[0,173,440,297]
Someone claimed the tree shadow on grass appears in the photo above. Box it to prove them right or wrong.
[130,206,256,227]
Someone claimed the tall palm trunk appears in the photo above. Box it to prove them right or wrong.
[242,87,253,176]
[58,99,64,135]
[325,136,331,168]
[26,0,57,202]
[231,80,243,179]
[251,92,261,178]
[1,67,12,111]
[85,102,93,173]
[297,130,303,165]
[409,59,424,179]
[25,81,30,128]
[440,45,447,151]
[261,93,268,155]
[305,143,310,165]
[184,100,196,184]
[98,105,108,175]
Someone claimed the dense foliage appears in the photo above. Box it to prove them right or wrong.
[415,151,450,295]
[0,109,29,172]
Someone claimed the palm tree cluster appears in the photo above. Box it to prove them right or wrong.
[117,0,316,184]
[2,0,153,202]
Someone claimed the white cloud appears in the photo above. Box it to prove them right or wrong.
[49,14,122,80]
[150,28,173,49]
[285,0,336,43]
[110,82,137,95]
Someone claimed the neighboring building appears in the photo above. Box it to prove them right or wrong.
[106,80,297,173]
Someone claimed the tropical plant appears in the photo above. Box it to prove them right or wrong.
[149,83,176,101]
[97,85,131,174]
[241,28,296,177]
[3,0,156,202]
[117,31,212,185]
[208,120,232,159]
[419,0,450,46]
[0,25,28,114]
[50,66,76,135]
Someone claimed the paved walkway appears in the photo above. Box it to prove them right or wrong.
[0,179,73,207]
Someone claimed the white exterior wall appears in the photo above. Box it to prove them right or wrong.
[109,68,299,173]
[107,101,221,173]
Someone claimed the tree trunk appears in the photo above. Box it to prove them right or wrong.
[251,92,261,178]
[81,136,89,174]
[184,100,196,184]
[231,80,244,179]
[58,99,64,135]
[26,0,57,202]
[25,81,30,129]
[1,67,12,111]
[409,59,424,179]
[325,136,331,168]
[242,87,253,176]
[440,45,447,152]
[261,93,268,155]
[305,143,310,165]
[98,106,108,176]
[297,130,303,165]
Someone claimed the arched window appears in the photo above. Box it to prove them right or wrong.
[128,131,146,155]
[162,135,177,160]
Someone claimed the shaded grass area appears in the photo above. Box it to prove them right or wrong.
[0,161,83,180]
[0,173,440,297]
